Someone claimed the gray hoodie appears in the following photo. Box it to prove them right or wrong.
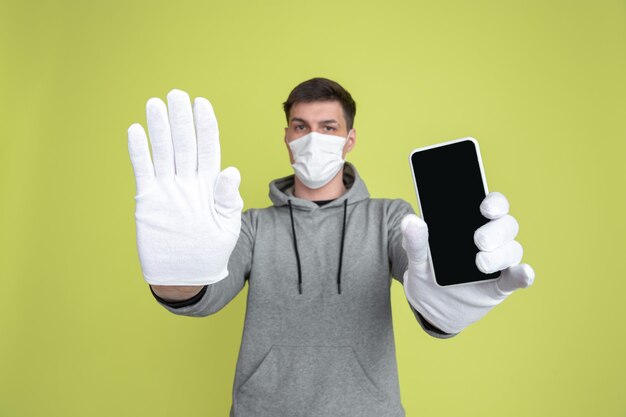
[151,161,457,417]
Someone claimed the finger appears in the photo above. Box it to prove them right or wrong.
[496,263,535,293]
[193,97,221,182]
[127,123,155,195]
[146,97,175,178]
[476,240,523,274]
[400,214,429,263]
[474,214,519,252]
[167,89,198,177]
[214,166,244,219]
[480,191,509,219]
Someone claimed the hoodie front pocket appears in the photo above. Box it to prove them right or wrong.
[235,344,390,417]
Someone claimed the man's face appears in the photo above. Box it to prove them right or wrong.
[284,100,356,165]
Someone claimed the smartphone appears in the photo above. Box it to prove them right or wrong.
[408,137,501,286]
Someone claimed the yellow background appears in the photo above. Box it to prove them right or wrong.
[1,0,624,416]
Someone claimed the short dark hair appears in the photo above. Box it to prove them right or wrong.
[283,77,357,130]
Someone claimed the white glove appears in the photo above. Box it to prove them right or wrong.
[127,89,244,286]
[401,191,535,334]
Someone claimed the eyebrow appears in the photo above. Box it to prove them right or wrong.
[290,117,340,125]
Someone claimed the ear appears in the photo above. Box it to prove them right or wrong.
[346,128,356,152]
[284,128,295,164]
[343,128,356,158]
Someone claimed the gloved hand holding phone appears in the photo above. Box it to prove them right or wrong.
[127,89,244,286]
[400,191,535,335]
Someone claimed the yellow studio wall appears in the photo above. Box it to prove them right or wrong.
[1,0,624,416]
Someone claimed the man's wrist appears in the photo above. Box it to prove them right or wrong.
[149,284,208,309]
[412,305,454,335]
[149,284,203,301]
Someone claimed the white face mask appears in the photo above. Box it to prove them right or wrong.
[288,130,350,189]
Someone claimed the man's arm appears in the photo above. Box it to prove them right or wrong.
[148,209,255,317]
[387,199,459,339]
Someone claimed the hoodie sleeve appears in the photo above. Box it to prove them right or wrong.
[149,208,255,317]
[387,199,457,339]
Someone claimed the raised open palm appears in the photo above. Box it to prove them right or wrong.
[128,89,243,286]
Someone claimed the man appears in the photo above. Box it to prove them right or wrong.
[127,78,535,417]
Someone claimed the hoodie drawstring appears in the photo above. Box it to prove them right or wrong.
[337,199,347,294]
[287,199,303,294]
[288,199,348,295]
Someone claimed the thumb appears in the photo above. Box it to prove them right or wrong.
[496,263,535,293]
[400,214,429,263]
[213,166,244,219]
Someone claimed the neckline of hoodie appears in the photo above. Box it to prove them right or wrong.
[269,161,370,211]
[312,199,336,206]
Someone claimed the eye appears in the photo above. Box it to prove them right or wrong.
[295,125,306,131]
[323,126,337,132]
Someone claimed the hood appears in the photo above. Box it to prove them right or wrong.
[268,161,370,210]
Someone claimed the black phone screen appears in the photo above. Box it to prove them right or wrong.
[409,138,501,286]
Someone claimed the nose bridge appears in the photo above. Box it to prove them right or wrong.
[313,122,326,133]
